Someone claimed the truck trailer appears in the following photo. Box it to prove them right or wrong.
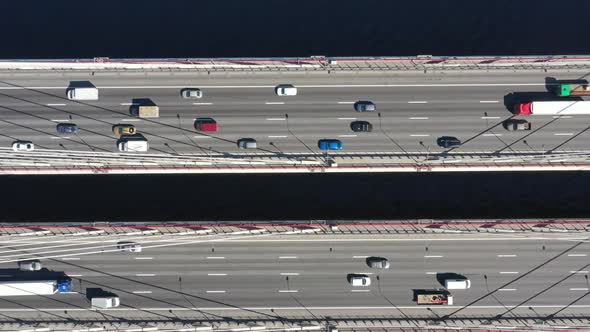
[414,289,453,305]
[130,104,159,118]
[0,278,71,296]
[91,296,120,309]
[66,87,99,101]
[513,101,590,116]
[554,83,590,97]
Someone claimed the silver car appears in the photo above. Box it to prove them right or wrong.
[366,256,390,269]
[18,260,42,271]
[117,241,142,253]
[237,138,257,149]
[181,88,203,99]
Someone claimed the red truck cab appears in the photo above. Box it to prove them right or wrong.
[513,102,532,115]
[194,118,218,132]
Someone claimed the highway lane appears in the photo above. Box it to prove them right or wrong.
[0,70,589,155]
[0,233,589,317]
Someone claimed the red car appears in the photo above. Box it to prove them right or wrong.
[194,118,218,132]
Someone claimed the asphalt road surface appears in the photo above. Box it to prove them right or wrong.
[0,70,589,155]
[1,231,589,320]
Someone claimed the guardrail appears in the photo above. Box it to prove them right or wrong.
[1,55,590,72]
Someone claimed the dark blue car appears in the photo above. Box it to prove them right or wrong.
[56,123,79,134]
[318,139,343,151]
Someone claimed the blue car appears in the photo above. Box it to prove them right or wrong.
[56,123,79,134]
[318,139,343,151]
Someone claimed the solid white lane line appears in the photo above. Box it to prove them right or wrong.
[134,257,153,260]
[208,273,227,276]
[483,133,502,137]
[568,254,587,257]
[265,102,285,105]
[266,118,286,121]
[497,254,517,257]
[337,101,355,104]
[268,135,288,138]
[408,101,428,104]
[280,273,300,276]
[554,133,574,136]
[338,117,357,120]
[410,134,430,137]
[570,288,589,291]
[206,290,226,293]
[206,256,226,260]
[136,274,156,277]
[409,117,429,120]
[570,271,589,274]
[353,256,369,258]
[279,256,298,259]
[481,116,501,119]
[132,291,153,294]
[498,288,517,291]
[278,290,298,293]
[61,257,80,260]
[500,272,519,274]
[192,102,213,105]
[47,104,67,106]
[424,255,443,258]
[120,118,142,122]
[351,290,371,292]
[338,135,357,137]
[479,100,499,103]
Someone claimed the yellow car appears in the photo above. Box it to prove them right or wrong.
[112,124,136,137]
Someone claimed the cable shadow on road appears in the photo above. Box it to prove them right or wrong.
[0,80,305,162]
[442,236,590,320]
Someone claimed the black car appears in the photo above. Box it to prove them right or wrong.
[437,136,461,148]
[350,121,373,132]
[56,123,79,134]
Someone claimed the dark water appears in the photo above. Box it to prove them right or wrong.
[1,0,589,59]
[2,172,588,222]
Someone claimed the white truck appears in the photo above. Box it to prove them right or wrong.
[0,279,72,296]
[130,104,159,118]
[513,101,590,115]
[92,296,120,309]
[66,87,99,101]
[117,135,149,152]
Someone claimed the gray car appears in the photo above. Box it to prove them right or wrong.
[354,101,376,112]
[18,260,42,271]
[237,138,257,149]
[366,256,390,269]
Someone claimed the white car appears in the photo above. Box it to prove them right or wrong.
[275,84,297,96]
[347,274,371,286]
[12,141,34,152]
[181,88,203,99]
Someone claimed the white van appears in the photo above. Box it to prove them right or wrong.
[117,135,149,152]
[91,296,120,309]
[66,87,99,101]
[445,279,471,290]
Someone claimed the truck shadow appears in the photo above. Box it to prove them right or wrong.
[0,268,68,282]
